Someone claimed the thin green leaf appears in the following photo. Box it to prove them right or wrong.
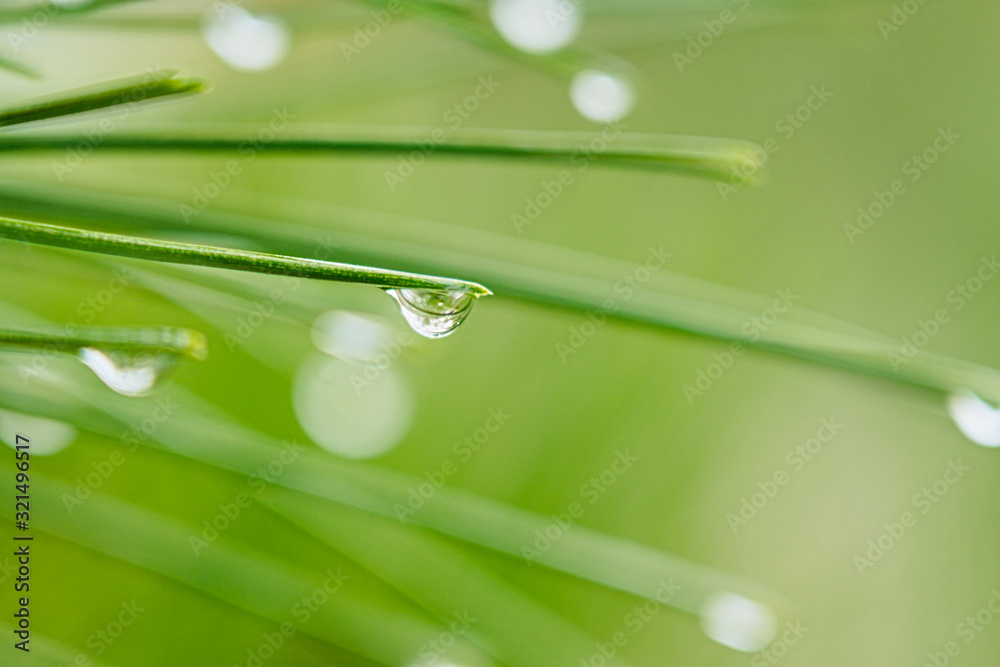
[2,177,995,404]
[0,324,791,634]
[0,325,207,359]
[0,70,205,130]
[0,469,492,667]
[0,215,491,295]
[0,124,765,182]
[263,492,637,667]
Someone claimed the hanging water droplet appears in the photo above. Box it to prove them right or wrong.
[489,0,582,55]
[947,390,1000,447]
[202,5,290,72]
[385,288,479,339]
[699,592,778,653]
[77,348,179,397]
[570,69,636,123]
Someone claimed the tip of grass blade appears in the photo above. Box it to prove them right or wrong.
[729,140,769,186]
[0,70,208,130]
[177,328,209,361]
[466,281,493,297]
[640,135,769,184]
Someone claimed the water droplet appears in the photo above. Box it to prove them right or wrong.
[202,6,290,72]
[570,69,636,123]
[386,288,479,339]
[293,354,413,459]
[77,348,179,397]
[947,390,1000,447]
[311,310,396,364]
[699,592,777,653]
[489,0,581,54]
[0,409,76,456]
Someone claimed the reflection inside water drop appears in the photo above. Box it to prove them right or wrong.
[77,348,178,397]
[947,390,1000,447]
[699,592,777,653]
[385,288,479,339]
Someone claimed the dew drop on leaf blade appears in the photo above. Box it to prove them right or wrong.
[77,348,180,397]
[385,288,479,339]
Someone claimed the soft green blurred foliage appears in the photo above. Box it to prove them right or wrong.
[1,1,999,665]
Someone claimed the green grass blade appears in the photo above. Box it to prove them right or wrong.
[0,215,491,295]
[0,124,764,182]
[2,177,994,404]
[0,325,207,359]
[0,468,491,666]
[0,70,205,130]
[0,326,791,638]
[263,491,637,667]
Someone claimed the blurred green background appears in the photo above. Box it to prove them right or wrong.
[1,0,999,665]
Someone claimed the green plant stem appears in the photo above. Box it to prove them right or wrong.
[0,124,765,182]
[0,216,491,295]
[261,493,638,667]
[0,472,487,667]
[0,70,204,129]
[0,358,793,628]
[5,178,995,404]
[0,325,207,360]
